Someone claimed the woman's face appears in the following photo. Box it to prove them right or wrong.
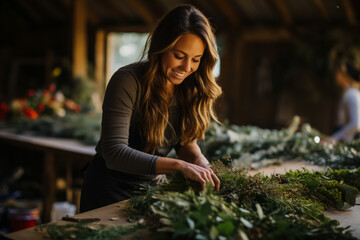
[161,33,205,92]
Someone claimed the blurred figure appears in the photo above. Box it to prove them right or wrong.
[330,61,360,142]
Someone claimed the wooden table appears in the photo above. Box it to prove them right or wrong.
[3,146,360,239]
[5,200,149,240]
[0,130,96,223]
[5,197,360,240]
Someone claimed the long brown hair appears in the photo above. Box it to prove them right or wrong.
[140,5,222,153]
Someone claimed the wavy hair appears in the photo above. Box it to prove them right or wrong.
[140,5,222,153]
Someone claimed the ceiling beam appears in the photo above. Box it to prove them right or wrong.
[123,0,156,27]
[101,0,126,23]
[270,0,293,25]
[86,6,101,26]
[241,27,292,42]
[212,0,240,26]
[13,0,43,24]
[3,0,31,28]
[33,0,65,22]
[104,25,150,33]
[342,0,358,25]
[313,0,329,21]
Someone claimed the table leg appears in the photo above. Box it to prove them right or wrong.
[66,158,73,203]
[42,152,55,223]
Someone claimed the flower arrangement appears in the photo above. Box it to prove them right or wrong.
[0,84,81,121]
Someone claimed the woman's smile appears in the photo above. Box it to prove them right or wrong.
[172,69,186,78]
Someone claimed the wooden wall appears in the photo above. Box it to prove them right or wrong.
[1,1,359,135]
[218,28,358,135]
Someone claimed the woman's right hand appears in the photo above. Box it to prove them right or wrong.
[156,157,220,191]
[179,161,220,192]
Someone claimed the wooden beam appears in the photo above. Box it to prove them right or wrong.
[72,0,88,79]
[3,0,30,28]
[13,0,43,24]
[105,34,115,86]
[42,152,55,223]
[86,6,101,25]
[271,0,293,25]
[94,29,106,105]
[313,0,329,20]
[242,27,292,42]
[123,0,156,27]
[342,0,358,25]
[104,25,150,33]
[212,0,240,26]
[101,0,126,23]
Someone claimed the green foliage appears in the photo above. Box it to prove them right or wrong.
[302,140,360,170]
[128,160,359,240]
[35,222,142,240]
[146,184,356,240]
[198,117,360,170]
[281,168,359,210]
[327,167,360,190]
[2,113,101,145]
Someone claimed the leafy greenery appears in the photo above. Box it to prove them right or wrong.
[327,167,360,191]
[198,116,360,170]
[1,112,359,170]
[35,222,142,240]
[128,160,359,240]
[0,113,101,145]
[302,140,360,170]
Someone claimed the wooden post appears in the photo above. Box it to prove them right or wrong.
[94,29,106,106]
[65,158,73,204]
[42,152,55,223]
[105,33,115,86]
[72,0,88,79]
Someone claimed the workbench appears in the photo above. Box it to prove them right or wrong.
[5,197,360,240]
[5,200,144,240]
[1,135,360,239]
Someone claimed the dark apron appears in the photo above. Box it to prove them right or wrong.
[79,154,155,213]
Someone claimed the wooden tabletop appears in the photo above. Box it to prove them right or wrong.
[0,130,96,157]
[5,200,149,240]
[3,149,360,239]
[5,196,360,240]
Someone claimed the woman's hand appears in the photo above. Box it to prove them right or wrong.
[179,161,220,192]
[176,141,220,191]
[155,157,220,192]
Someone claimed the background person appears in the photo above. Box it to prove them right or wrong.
[330,61,360,142]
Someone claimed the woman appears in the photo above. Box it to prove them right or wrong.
[80,5,222,212]
[330,61,360,142]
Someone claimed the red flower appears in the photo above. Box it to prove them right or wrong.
[23,107,38,119]
[43,90,50,98]
[49,84,56,92]
[28,89,35,97]
[65,100,81,112]
[37,103,45,113]
[0,102,9,120]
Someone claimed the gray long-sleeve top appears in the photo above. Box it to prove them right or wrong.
[95,62,181,181]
